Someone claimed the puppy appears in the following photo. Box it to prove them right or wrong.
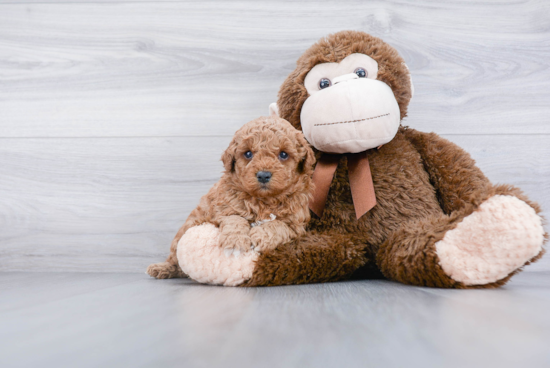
[147,116,315,279]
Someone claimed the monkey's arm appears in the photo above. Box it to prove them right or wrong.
[242,232,372,287]
[402,127,492,213]
[402,127,544,220]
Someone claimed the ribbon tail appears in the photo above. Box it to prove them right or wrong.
[348,152,377,219]
[309,154,340,217]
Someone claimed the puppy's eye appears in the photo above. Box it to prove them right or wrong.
[279,151,289,160]
[244,151,253,160]
[318,78,331,90]
[354,67,367,78]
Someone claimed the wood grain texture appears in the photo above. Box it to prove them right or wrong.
[1,272,550,368]
[0,136,229,272]
[0,0,549,273]
[0,0,549,137]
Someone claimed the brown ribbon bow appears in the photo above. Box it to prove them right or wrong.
[309,151,376,219]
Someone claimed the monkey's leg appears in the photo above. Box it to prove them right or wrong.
[377,194,545,288]
[399,128,546,287]
[243,232,374,287]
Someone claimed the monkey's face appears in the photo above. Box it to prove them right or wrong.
[300,53,401,154]
[275,31,414,155]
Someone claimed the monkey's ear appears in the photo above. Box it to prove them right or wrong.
[269,102,279,117]
[296,131,316,174]
[402,63,414,98]
[221,140,237,173]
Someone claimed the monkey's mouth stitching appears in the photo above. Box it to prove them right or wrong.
[314,113,390,127]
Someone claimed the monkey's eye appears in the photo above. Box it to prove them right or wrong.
[244,151,253,159]
[279,151,289,160]
[354,67,367,78]
[318,78,332,90]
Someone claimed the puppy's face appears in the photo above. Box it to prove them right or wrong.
[222,117,315,198]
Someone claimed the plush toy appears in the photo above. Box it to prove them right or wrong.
[148,30,546,288]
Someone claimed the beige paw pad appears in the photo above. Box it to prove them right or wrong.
[177,223,258,286]
[436,195,545,285]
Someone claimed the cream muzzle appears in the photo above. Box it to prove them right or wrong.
[300,76,400,154]
[295,53,404,154]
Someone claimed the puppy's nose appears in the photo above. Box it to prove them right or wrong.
[256,171,272,184]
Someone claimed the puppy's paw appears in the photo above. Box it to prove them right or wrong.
[146,262,181,279]
[219,233,253,257]
[250,227,276,253]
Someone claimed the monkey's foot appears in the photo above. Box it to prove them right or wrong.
[177,223,258,286]
[436,195,545,285]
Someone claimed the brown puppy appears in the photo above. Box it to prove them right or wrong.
[147,116,315,279]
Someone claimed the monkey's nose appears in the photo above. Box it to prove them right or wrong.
[256,171,272,184]
[333,73,359,85]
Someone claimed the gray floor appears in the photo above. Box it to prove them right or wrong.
[1,272,549,368]
[1,1,549,367]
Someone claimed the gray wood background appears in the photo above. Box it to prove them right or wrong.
[1,0,549,272]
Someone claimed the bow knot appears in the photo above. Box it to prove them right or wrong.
[309,151,376,219]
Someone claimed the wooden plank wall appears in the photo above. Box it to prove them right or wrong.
[1,0,549,272]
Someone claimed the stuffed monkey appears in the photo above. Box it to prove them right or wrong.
[148,31,546,288]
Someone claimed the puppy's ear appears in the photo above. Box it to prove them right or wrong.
[295,131,316,174]
[221,139,237,173]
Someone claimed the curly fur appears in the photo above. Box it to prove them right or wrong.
[147,116,315,279]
